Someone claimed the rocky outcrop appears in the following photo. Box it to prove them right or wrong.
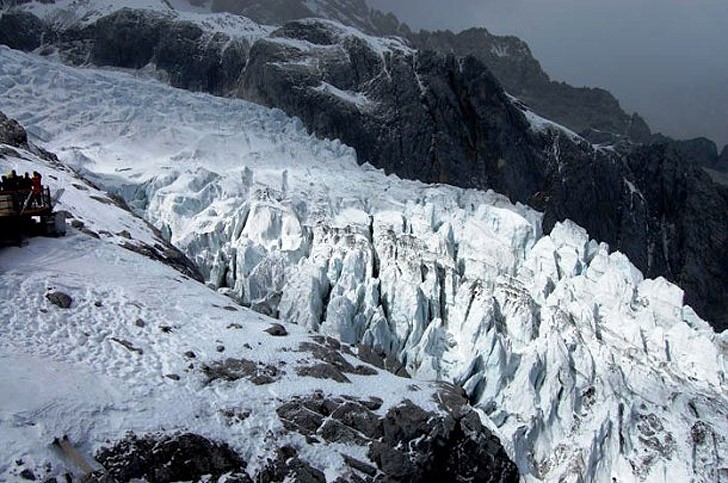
[210,0,410,37]
[717,144,728,172]
[623,143,728,328]
[238,21,544,199]
[276,387,519,482]
[0,8,251,96]
[667,136,720,169]
[95,433,250,482]
[410,28,653,143]
[0,9,46,52]
[0,111,29,149]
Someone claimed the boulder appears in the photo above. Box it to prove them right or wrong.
[0,112,28,148]
[45,291,73,309]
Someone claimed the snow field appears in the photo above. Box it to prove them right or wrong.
[2,46,728,482]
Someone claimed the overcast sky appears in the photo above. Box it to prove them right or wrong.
[367,0,728,149]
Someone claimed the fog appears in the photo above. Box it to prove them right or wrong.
[367,0,728,148]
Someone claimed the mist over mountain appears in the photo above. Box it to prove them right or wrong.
[367,0,728,149]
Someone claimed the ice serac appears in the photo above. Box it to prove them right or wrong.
[113,142,728,478]
[2,44,727,483]
[140,164,728,482]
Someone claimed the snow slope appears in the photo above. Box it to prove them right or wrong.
[14,0,274,42]
[2,46,727,482]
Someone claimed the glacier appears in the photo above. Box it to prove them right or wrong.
[1,46,727,482]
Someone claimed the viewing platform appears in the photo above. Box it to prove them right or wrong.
[0,187,66,245]
[0,187,52,217]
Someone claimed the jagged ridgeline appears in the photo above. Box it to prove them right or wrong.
[0,0,726,333]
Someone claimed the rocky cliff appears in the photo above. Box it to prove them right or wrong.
[410,27,654,144]
[720,145,728,172]
[210,0,410,37]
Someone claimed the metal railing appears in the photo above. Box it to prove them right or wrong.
[0,187,52,216]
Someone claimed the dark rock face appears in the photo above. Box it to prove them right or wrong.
[210,0,410,37]
[264,323,288,336]
[294,339,378,383]
[256,445,326,483]
[716,145,728,173]
[0,10,46,52]
[0,111,29,149]
[277,388,519,482]
[120,240,203,282]
[354,343,410,378]
[96,432,248,483]
[669,137,719,169]
[36,8,250,96]
[623,144,728,327]
[202,357,284,385]
[411,28,653,143]
[239,23,542,199]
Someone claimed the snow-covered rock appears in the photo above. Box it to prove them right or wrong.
[1,47,727,482]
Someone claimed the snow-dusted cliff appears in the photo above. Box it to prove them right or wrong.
[2,47,726,482]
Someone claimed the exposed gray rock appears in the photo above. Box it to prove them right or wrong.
[276,392,519,482]
[341,454,376,477]
[95,432,248,483]
[0,112,28,149]
[669,137,720,169]
[119,240,203,282]
[110,337,143,355]
[331,401,382,439]
[297,340,378,377]
[45,291,73,309]
[264,323,288,336]
[0,10,46,52]
[354,344,410,378]
[411,28,653,144]
[255,445,326,483]
[318,418,368,445]
[277,400,326,435]
[19,468,35,481]
[717,145,728,172]
[203,358,283,385]
[295,362,351,383]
